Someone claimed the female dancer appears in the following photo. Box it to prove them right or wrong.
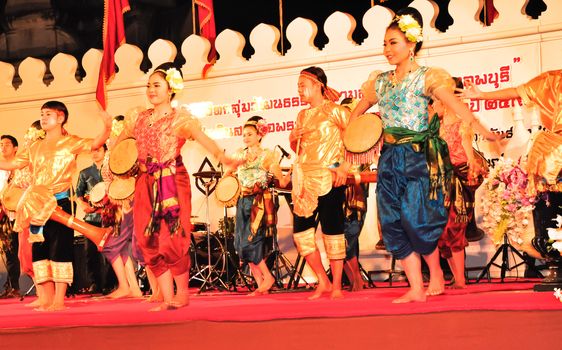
[96,115,143,300]
[289,66,351,300]
[114,62,238,311]
[431,78,485,289]
[230,116,290,295]
[351,7,499,303]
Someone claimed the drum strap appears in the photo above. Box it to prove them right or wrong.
[384,114,453,202]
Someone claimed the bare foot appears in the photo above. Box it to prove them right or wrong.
[426,274,445,296]
[171,291,190,308]
[247,290,264,297]
[256,275,275,293]
[24,299,42,308]
[330,289,344,300]
[393,289,427,303]
[308,282,332,300]
[33,305,51,312]
[149,302,177,312]
[107,287,130,299]
[144,291,163,303]
[47,303,68,311]
[350,276,365,292]
[449,283,467,289]
[128,288,144,298]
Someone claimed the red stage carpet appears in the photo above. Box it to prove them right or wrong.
[1,280,561,349]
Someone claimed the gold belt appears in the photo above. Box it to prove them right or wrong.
[241,186,263,197]
[383,134,420,151]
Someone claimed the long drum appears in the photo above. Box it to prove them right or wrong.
[108,177,136,204]
[109,138,139,177]
[343,113,383,165]
[89,182,108,208]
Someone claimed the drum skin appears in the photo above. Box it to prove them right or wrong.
[110,138,139,177]
[215,175,240,208]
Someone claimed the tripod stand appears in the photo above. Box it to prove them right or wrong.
[270,189,312,290]
[267,226,301,289]
[476,233,543,283]
[196,178,228,293]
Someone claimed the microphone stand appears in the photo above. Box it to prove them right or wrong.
[267,151,312,290]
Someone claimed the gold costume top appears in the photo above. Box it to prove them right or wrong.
[292,100,350,217]
[515,70,562,192]
[11,135,93,231]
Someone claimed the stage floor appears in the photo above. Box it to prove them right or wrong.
[1,280,562,349]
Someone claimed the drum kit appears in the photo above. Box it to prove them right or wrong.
[190,169,251,292]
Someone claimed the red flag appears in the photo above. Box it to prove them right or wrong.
[96,0,130,110]
[195,0,217,78]
[479,0,499,26]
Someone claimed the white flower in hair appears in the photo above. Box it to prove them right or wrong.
[399,14,416,27]
[164,68,184,94]
[395,14,424,43]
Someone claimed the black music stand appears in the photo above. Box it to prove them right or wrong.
[195,173,229,293]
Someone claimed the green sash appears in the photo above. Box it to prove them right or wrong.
[384,114,453,201]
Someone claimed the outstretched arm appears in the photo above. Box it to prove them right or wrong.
[349,98,374,123]
[0,160,20,171]
[434,87,502,141]
[461,81,520,100]
[189,127,242,168]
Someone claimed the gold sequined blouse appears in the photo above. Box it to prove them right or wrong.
[516,70,562,192]
[292,100,350,217]
[11,135,92,231]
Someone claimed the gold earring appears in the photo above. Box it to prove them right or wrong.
[409,50,414,62]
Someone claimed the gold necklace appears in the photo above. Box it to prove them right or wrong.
[246,146,262,162]
[148,110,171,127]
[391,69,410,88]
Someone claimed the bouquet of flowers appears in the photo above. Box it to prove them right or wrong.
[479,157,538,247]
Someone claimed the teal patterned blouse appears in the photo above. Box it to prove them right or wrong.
[360,66,454,133]
[375,66,430,132]
[234,148,275,189]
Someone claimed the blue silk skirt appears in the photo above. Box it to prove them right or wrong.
[235,195,265,265]
[376,143,448,259]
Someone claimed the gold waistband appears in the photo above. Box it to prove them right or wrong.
[384,133,413,145]
[241,186,265,197]
[383,134,421,152]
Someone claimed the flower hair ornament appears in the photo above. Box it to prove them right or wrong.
[393,14,423,43]
[300,71,342,102]
[155,67,184,94]
[245,118,269,137]
[24,127,46,143]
